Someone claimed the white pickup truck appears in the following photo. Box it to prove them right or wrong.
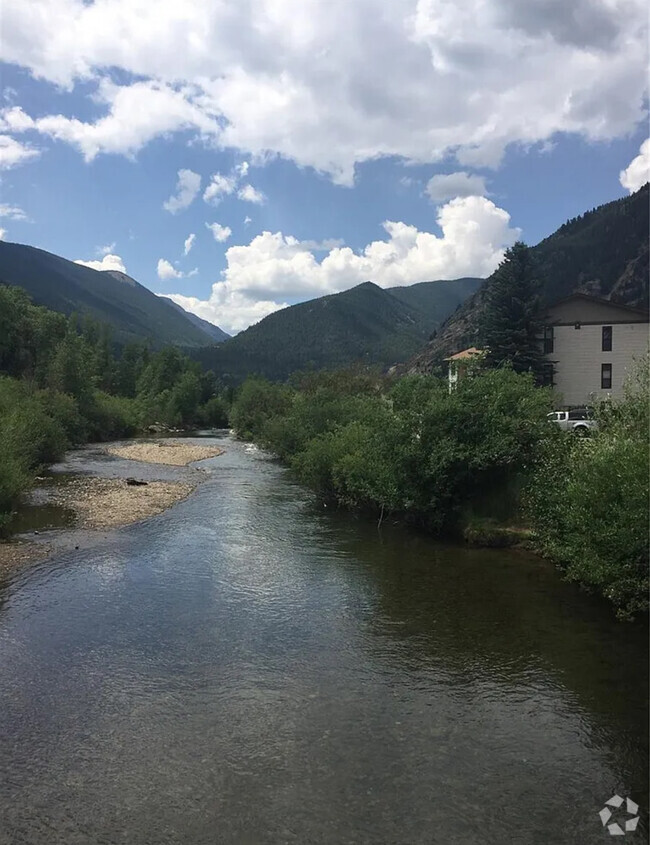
[547,407,598,434]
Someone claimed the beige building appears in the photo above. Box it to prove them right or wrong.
[444,347,484,392]
[543,294,649,406]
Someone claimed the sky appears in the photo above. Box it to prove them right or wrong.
[0,0,648,335]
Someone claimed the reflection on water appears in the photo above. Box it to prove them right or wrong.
[6,501,77,534]
[0,436,647,845]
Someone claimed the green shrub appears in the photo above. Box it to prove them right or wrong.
[86,391,138,440]
[526,364,649,619]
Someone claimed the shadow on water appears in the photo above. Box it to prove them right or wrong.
[6,501,77,534]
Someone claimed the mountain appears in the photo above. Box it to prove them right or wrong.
[0,241,226,347]
[163,298,230,343]
[194,277,482,381]
[408,184,650,373]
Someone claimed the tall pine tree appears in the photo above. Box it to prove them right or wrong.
[479,242,545,378]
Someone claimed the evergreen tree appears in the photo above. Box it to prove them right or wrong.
[479,242,545,378]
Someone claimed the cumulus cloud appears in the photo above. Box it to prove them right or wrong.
[157,258,183,280]
[203,172,237,204]
[206,222,232,242]
[75,253,127,272]
[1,83,220,162]
[163,169,201,213]
[0,228,6,240]
[167,195,518,334]
[0,134,39,169]
[238,184,265,204]
[426,171,488,202]
[0,203,28,220]
[1,0,645,180]
[184,233,196,255]
[620,138,650,193]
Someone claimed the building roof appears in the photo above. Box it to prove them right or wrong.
[547,293,649,323]
[444,346,484,361]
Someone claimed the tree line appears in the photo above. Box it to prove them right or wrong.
[0,284,231,528]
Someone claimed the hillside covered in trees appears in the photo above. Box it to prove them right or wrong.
[409,184,650,372]
[0,241,229,347]
[194,277,481,382]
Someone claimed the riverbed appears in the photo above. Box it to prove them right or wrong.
[0,433,647,844]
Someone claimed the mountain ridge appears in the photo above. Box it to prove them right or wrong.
[0,241,227,348]
[193,277,482,381]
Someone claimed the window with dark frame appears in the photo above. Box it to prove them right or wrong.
[601,363,612,390]
[543,326,554,354]
[602,325,612,351]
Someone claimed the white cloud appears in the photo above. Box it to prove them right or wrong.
[1,0,645,181]
[163,168,201,213]
[0,203,28,220]
[168,195,518,334]
[0,228,6,241]
[244,215,252,225]
[203,172,237,204]
[1,83,220,162]
[157,258,183,280]
[187,267,199,277]
[426,171,488,202]
[96,241,116,256]
[238,184,265,204]
[164,290,286,335]
[75,253,127,272]
[620,138,650,193]
[235,161,250,178]
[0,134,39,169]
[184,233,196,255]
[206,222,232,242]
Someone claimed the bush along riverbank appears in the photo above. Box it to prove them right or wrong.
[230,364,649,620]
[0,284,232,533]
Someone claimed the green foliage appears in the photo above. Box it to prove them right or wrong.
[86,391,139,441]
[235,367,553,534]
[0,285,232,524]
[230,378,293,440]
[479,242,545,378]
[526,363,649,619]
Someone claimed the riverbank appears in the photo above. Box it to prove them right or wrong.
[50,476,195,529]
[0,539,52,577]
[105,441,224,466]
[0,437,225,576]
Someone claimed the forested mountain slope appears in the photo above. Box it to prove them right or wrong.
[194,277,481,381]
[0,241,226,347]
[408,184,649,373]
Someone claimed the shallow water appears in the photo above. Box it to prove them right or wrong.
[0,435,647,844]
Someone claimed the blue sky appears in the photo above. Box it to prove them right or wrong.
[0,0,648,334]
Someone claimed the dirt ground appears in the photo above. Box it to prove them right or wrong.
[105,441,224,466]
[50,476,196,530]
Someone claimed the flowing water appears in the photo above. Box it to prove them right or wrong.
[0,435,647,844]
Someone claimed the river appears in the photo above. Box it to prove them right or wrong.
[0,434,647,844]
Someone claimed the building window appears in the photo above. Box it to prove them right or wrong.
[540,362,554,386]
[602,325,612,351]
[543,326,554,354]
[601,363,612,390]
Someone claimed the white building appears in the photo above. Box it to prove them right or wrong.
[543,294,649,406]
